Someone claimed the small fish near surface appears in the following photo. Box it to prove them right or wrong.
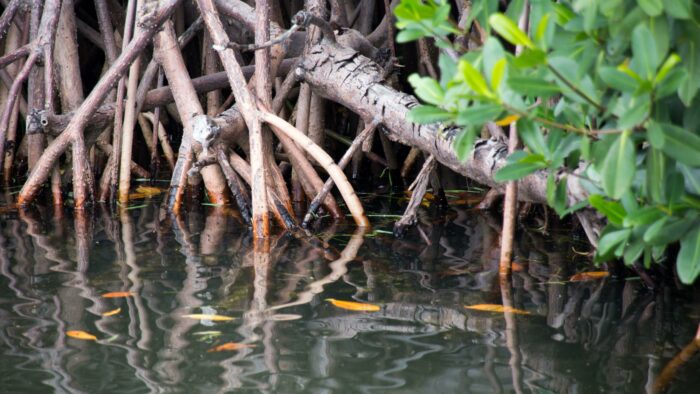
[569,271,610,282]
[101,291,135,298]
[66,330,98,341]
[207,342,256,352]
[326,298,381,312]
[101,308,121,317]
[464,304,531,315]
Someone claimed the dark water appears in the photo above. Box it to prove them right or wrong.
[1,199,699,393]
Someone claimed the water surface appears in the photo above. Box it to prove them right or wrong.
[1,201,699,393]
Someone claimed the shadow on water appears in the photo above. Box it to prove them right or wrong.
[1,200,699,393]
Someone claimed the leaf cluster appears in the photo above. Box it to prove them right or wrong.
[395,0,700,283]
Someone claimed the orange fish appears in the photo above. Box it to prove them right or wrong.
[464,304,530,315]
[326,298,380,312]
[66,330,98,341]
[570,271,610,282]
[101,291,134,298]
[207,342,256,352]
[102,308,121,317]
[135,185,163,197]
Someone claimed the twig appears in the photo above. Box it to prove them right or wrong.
[216,147,251,224]
[0,0,21,42]
[302,118,380,227]
[260,111,369,227]
[393,155,436,237]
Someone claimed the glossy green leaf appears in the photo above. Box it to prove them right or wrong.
[517,118,547,156]
[598,228,632,257]
[408,74,444,106]
[678,227,700,284]
[459,60,494,99]
[507,76,560,97]
[632,24,660,79]
[648,122,700,166]
[456,103,503,127]
[482,37,506,86]
[454,127,479,162]
[589,194,627,226]
[637,0,663,17]
[645,147,667,203]
[396,28,427,43]
[678,164,700,196]
[644,215,697,246]
[599,66,638,92]
[662,0,691,19]
[488,13,535,48]
[494,152,547,182]
[655,53,682,85]
[491,59,507,90]
[408,105,453,124]
[601,131,636,199]
[513,48,547,68]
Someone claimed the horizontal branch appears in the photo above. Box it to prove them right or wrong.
[296,42,589,206]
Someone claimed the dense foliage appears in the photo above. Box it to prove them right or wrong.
[395,0,700,283]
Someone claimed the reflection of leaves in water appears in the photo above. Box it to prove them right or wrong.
[101,291,135,298]
[327,298,381,312]
[207,342,256,352]
[570,271,609,282]
[266,313,302,321]
[183,313,235,322]
[464,304,530,315]
[66,330,98,341]
[193,331,222,342]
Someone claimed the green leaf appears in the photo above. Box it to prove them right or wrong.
[623,206,664,227]
[589,194,627,226]
[482,37,506,87]
[679,164,700,196]
[637,0,663,17]
[458,60,495,99]
[513,48,547,69]
[617,99,650,129]
[534,13,554,49]
[517,118,547,156]
[491,59,507,90]
[661,0,691,19]
[601,131,636,199]
[632,24,660,80]
[678,227,700,284]
[645,146,667,203]
[598,228,632,257]
[408,74,445,106]
[488,13,535,49]
[623,238,645,266]
[396,28,427,43]
[654,53,681,85]
[456,103,503,127]
[679,41,700,106]
[648,122,700,166]
[494,152,547,182]
[547,173,569,216]
[507,76,561,97]
[599,66,638,92]
[408,105,453,124]
[644,215,698,246]
[454,127,479,162]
